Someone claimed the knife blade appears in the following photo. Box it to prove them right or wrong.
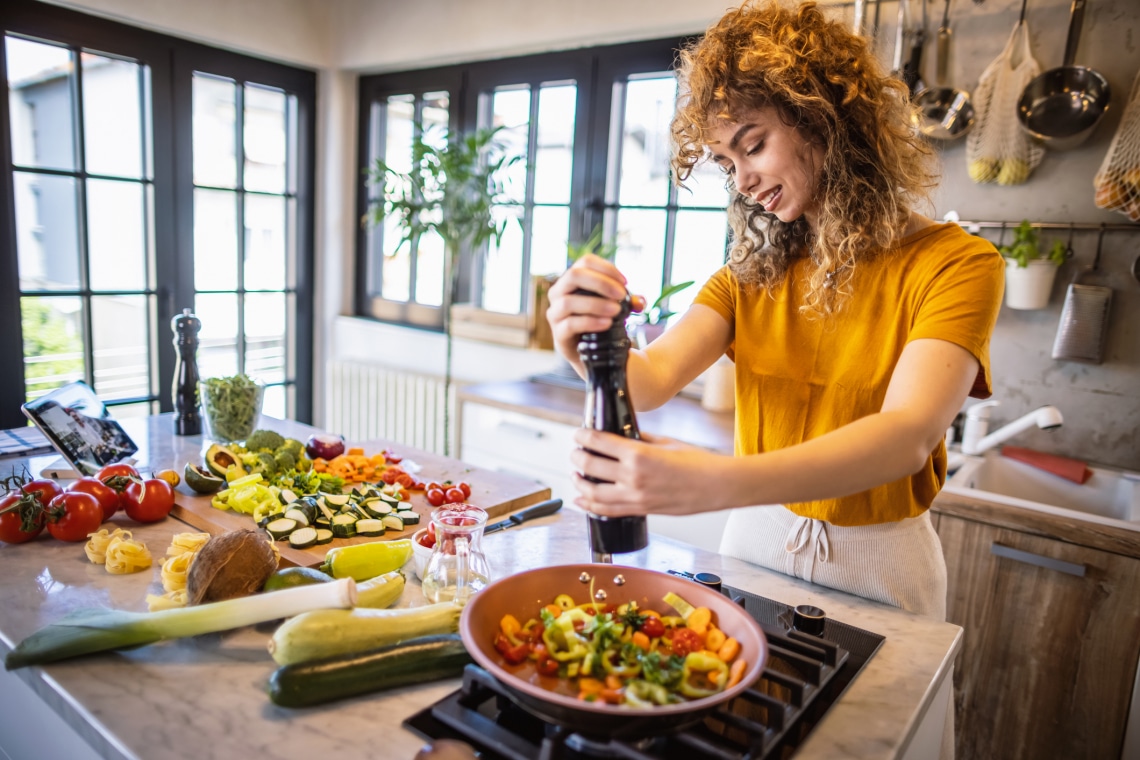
[484,498,563,534]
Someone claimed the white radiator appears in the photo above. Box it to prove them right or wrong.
[326,361,455,455]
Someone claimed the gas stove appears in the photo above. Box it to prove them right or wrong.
[405,578,886,759]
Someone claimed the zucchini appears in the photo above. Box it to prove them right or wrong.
[268,602,463,666]
[279,489,299,504]
[283,508,310,526]
[266,518,298,540]
[267,634,471,708]
[395,510,419,525]
[354,570,405,609]
[314,528,334,545]
[364,502,392,518]
[324,493,351,506]
[381,514,405,532]
[355,519,386,537]
[288,527,318,549]
[331,513,358,538]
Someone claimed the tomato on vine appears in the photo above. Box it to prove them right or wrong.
[68,477,120,521]
[45,492,103,542]
[122,478,174,523]
[0,492,45,544]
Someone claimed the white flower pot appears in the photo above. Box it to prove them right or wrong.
[1004,258,1058,310]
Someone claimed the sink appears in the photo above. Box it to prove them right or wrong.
[943,453,1140,526]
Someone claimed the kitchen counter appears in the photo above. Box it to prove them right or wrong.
[0,418,960,760]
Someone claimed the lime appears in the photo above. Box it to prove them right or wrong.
[184,462,225,495]
[262,566,333,592]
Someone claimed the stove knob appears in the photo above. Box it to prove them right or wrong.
[692,572,722,593]
[792,604,826,636]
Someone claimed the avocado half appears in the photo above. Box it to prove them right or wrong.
[204,443,242,478]
[184,462,225,494]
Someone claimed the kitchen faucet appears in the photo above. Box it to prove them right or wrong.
[959,400,1064,456]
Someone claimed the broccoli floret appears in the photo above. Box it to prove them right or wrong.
[274,450,297,473]
[239,452,262,468]
[245,429,285,452]
[247,451,278,476]
[279,438,304,457]
[296,456,312,473]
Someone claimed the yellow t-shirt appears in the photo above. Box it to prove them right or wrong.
[693,222,1004,526]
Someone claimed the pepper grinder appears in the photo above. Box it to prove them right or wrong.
[172,308,202,436]
[575,288,648,563]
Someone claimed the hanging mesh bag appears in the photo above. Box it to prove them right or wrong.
[966,22,1044,186]
[1093,69,1140,221]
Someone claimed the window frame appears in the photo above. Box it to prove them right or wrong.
[354,37,709,332]
[0,0,316,428]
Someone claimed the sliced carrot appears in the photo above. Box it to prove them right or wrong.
[604,674,623,691]
[717,637,741,663]
[631,631,651,651]
[726,658,748,689]
[705,625,727,652]
[600,689,623,704]
[686,606,712,636]
[346,447,364,456]
[578,677,605,694]
[544,604,562,619]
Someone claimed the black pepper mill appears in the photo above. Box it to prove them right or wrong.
[172,308,202,436]
[576,289,648,563]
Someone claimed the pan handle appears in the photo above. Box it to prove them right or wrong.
[937,0,951,86]
[1063,0,1087,68]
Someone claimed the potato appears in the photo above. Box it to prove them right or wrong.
[186,529,279,605]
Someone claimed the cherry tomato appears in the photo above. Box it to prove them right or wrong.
[535,656,560,677]
[122,478,175,523]
[380,469,402,485]
[45,492,103,542]
[444,487,466,504]
[669,627,704,657]
[493,633,531,665]
[426,488,446,507]
[458,481,472,498]
[384,451,403,464]
[640,616,666,638]
[426,482,442,493]
[68,477,120,521]
[96,463,140,481]
[395,473,415,488]
[0,492,45,543]
[416,530,436,549]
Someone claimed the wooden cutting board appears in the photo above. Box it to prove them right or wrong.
[170,436,551,568]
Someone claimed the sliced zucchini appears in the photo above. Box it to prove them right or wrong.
[395,510,420,525]
[365,502,393,518]
[266,518,299,540]
[283,508,310,527]
[379,493,402,506]
[355,519,387,537]
[288,527,319,549]
[331,513,358,539]
[258,512,284,529]
[314,528,334,545]
[316,498,336,521]
[279,489,299,504]
[381,514,405,532]
[324,493,351,506]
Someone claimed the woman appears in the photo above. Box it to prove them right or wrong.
[546,0,1003,621]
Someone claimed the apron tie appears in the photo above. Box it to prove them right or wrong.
[784,515,830,583]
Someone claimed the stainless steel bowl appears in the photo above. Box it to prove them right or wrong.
[914,86,976,140]
[1017,65,1110,150]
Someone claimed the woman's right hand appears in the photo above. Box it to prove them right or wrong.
[545,254,641,365]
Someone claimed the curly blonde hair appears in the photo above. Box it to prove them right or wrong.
[671,0,938,314]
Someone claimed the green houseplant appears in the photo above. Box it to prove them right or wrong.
[364,125,521,455]
[633,280,695,347]
[999,220,1067,310]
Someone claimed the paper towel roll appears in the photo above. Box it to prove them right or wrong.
[701,358,735,412]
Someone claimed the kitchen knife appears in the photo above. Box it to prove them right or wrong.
[483,498,562,534]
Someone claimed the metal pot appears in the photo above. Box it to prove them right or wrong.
[914,0,975,140]
[1017,0,1110,150]
[459,563,769,740]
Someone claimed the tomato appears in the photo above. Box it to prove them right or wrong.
[669,627,704,657]
[444,487,465,504]
[45,492,103,542]
[21,479,63,509]
[426,488,446,507]
[493,633,531,665]
[416,530,435,549]
[154,469,180,487]
[426,482,442,492]
[380,468,402,485]
[535,656,560,677]
[96,463,140,481]
[458,481,472,498]
[640,616,666,638]
[383,451,402,464]
[0,492,45,543]
[68,477,120,521]
[395,473,415,489]
[122,478,174,523]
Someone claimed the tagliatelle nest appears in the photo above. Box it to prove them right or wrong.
[104,535,153,575]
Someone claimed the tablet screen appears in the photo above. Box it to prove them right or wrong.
[21,382,139,476]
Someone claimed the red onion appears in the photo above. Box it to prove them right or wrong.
[305,433,346,460]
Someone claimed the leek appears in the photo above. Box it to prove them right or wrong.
[5,577,357,670]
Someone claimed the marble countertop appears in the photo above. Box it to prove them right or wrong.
[0,419,961,760]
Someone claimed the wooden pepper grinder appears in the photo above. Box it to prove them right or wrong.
[172,308,202,436]
[575,288,648,563]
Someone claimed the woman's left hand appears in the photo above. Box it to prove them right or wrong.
[569,430,726,517]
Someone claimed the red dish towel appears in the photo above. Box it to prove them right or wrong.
[1001,446,1092,485]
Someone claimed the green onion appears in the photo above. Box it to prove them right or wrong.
[5,578,357,670]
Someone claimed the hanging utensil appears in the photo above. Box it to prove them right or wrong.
[914,0,976,140]
[854,0,866,38]
[903,0,927,95]
[1052,226,1113,364]
[891,0,907,80]
[1017,0,1111,150]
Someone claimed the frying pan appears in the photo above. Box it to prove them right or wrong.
[1017,0,1110,150]
[459,563,769,740]
[914,0,976,140]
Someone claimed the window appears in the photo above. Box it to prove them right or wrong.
[0,0,315,428]
[356,39,728,332]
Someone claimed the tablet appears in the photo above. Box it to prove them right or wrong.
[21,381,139,477]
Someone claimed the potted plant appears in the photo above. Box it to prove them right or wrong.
[999,220,1066,310]
[633,280,695,347]
[364,125,521,455]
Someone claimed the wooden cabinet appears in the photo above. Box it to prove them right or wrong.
[935,512,1140,760]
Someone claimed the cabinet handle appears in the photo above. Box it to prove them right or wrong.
[990,542,1087,577]
[496,421,546,439]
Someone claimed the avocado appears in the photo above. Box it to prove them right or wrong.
[184,462,225,494]
[204,443,243,478]
[262,566,333,592]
